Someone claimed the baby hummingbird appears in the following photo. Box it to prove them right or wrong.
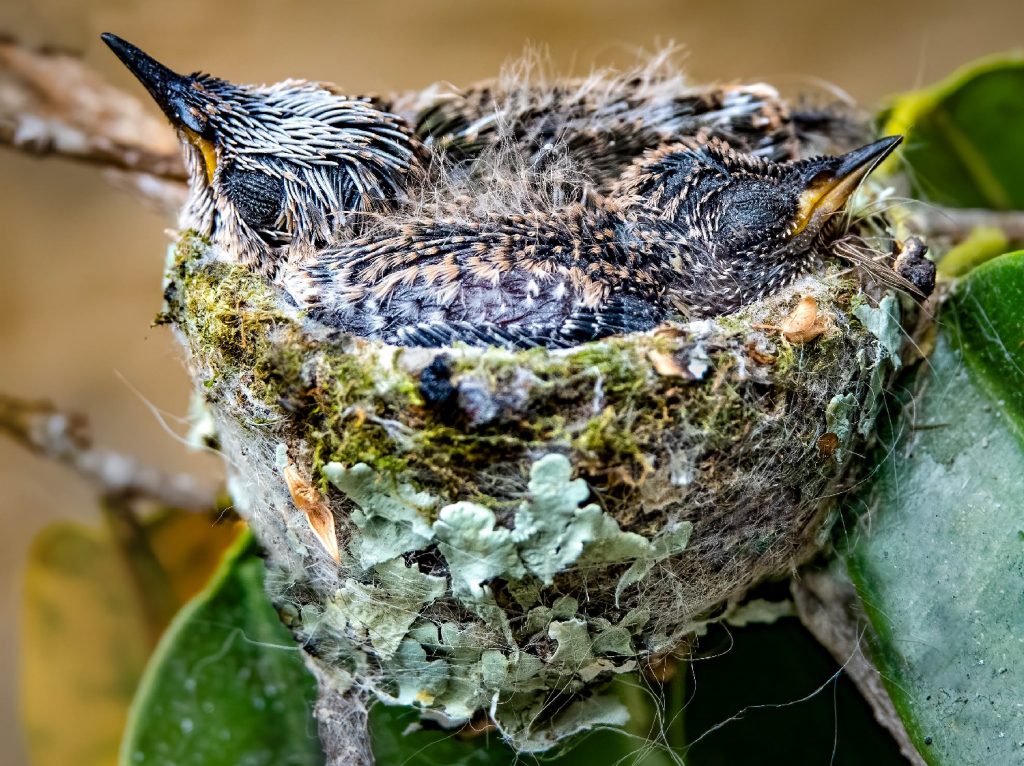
[612,135,907,314]
[287,136,904,348]
[102,33,423,273]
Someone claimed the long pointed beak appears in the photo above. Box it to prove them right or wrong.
[101,33,207,134]
[793,136,903,234]
[828,136,902,187]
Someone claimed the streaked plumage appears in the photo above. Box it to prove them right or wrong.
[289,204,680,348]
[401,58,866,191]
[103,34,423,273]
[104,35,924,350]
[287,137,904,348]
[414,81,794,179]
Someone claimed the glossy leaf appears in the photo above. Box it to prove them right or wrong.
[118,532,323,766]
[20,510,238,766]
[945,251,1024,431]
[937,226,1010,277]
[846,253,1024,764]
[22,523,151,766]
[883,56,1024,209]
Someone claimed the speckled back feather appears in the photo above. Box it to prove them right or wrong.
[288,203,710,348]
[395,49,866,192]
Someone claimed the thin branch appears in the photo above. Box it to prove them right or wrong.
[908,207,1024,242]
[0,392,218,512]
[0,38,184,177]
[791,569,927,766]
[0,38,188,212]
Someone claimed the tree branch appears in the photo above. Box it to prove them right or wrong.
[908,206,1024,242]
[0,38,187,210]
[0,392,218,512]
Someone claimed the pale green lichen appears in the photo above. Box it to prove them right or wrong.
[433,502,524,598]
[333,558,446,660]
[825,393,859,463]
[512,454,655,587]
[855,294,904,364]
[496,689,631,753]
[391,638,448,706]
[614,521,692,604]
[322,463,435,569]
[330,453,693,605]
[314,453,688,740]
[854,294,904,435]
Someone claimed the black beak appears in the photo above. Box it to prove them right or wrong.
[794,136,902,232]
[828,135,902,183]
[101,33,208,134]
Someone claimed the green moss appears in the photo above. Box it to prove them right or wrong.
[164,235,430,484]
[772,341,798,373]
[574,407,647,468]
[165,230,878,534]
[165,234,291,383]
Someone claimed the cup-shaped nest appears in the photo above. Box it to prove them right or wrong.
[164,231,905,750]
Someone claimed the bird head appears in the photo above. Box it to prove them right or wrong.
[616,135,901,310]
[102,33,422,273]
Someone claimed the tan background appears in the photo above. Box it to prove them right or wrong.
[1,1,1021,763]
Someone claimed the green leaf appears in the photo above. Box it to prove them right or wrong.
[119,532,324,766]
[22,523,151,766]
[846,253,1024,763]
[882,56,1024,209]
[937,226,1010,277]
[946,251,1024,431]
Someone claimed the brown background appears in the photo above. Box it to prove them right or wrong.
[1,1,1021,763]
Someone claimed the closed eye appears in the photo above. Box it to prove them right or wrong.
[718,180,788,237]
[221,164,286,241]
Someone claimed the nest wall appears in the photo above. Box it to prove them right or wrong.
[163,231,905,748]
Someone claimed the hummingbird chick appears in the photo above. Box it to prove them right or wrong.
[287,136,902,349]
[411,78,800,190]
[102,34,423,273]
[614,134,900,240]
[613,135,917,301]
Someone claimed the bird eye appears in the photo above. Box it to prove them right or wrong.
[717,180,788,238]
[221,164,286,237]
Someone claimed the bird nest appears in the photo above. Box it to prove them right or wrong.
[163,229,907,751]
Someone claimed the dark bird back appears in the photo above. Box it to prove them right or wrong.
[287,136,903,348]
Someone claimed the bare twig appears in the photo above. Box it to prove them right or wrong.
[908,207,1024,242]
[0,38,187,211]
[0,392,218,512]
[304,659,375,766]
[0,39,183,176]
[791,569,927,766]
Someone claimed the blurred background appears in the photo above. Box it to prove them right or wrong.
[1,1,1021,764]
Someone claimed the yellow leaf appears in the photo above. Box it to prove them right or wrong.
[20,510,240,766]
